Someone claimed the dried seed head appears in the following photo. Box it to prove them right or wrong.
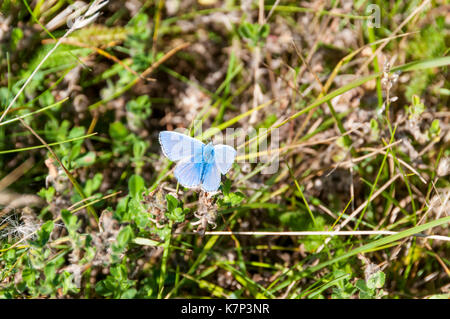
[0,209,41,240]
[68,0,109,31]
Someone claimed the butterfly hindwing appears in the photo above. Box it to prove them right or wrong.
[174,159,203,188]
[159,131,204,162]
[213,144,236,174]
[200,162,221,192]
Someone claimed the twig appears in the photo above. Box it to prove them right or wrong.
[0,157,34,192]
[265,0,281,22]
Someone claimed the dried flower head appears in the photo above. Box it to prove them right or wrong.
[68,0,109,31]
[191,191,218,235]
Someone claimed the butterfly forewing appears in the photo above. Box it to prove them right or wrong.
[159,131,204,162]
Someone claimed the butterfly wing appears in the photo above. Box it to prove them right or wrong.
[213,144,236,174]
[174,159,204,188]
[200,162,221,192]
[159,131,204,162]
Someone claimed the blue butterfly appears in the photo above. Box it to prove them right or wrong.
[159,131,237,192]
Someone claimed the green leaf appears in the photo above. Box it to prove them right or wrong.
[128,174,145,200]
[366,271,385,290]
[11,27,24,50]
[165,195,186,223]
[355,279,373,295]
[171,207,185,223]
[166,194,178,212]
[238,22,268,46]
[259,24,270,38]
[43,263,57,283]
[224,192,245,206]
[109,121,129,141]
[31,221,54,247]
[114,225,134,252]
[61,209,81,236]
[411,95,425,116]
[74,151,97,168]
[238,22,252,40]
[38,187,55,202]
[133,140,148,159]
[428,119,441,140]
[121,288,137,299]
[68,126,86,139]
[370,119,379,140]
[133,237,161,246]
[84,173,103,197]
[61,271,80,294]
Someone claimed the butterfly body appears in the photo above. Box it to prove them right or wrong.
[196,143,213,182]
[202,143,215,164]
[159,131,236,192]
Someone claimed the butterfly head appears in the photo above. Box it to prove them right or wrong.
[203,142,215,164]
